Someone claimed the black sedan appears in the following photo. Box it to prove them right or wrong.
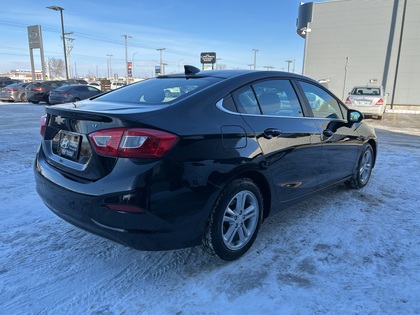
[26,80,68,104]
[48,85,102,105]
[34,66,377,261]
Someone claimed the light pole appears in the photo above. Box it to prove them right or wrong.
[47,6,69,80]
[132,51,140,78]
[107,54,113,79]
[178,59,184,72]
[122,34,132,84]
[252,49,258,70]
[156,48,166,75]
[285,60,293,72]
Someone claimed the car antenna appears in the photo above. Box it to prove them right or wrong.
[184,65,200,75]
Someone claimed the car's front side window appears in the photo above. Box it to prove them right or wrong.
[299,81,344,119]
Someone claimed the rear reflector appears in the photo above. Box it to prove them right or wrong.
[89,128,179,158]
[106,204,145,213]
[40,115,47,136]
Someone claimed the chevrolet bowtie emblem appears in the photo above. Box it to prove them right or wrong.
[55,116,65,125]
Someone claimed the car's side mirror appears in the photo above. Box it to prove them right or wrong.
[348,109,363,123]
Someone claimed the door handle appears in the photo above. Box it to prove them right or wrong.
[264,128,282,139]
[322,130,334,137]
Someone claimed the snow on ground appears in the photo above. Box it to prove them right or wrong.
[0,103,419,314]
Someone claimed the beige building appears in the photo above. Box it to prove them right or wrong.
[297,0,420,106]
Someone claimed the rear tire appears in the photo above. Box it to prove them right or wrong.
[345,144,374,189]
[20,93,27,102]
[202,178,263,261]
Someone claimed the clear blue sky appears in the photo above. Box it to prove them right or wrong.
[0,0,325,78]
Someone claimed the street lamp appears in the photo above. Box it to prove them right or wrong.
[122,34,132,84]
[252,49,258,70]
[47,6,69,80]
[107,54,113,79]
[285,60,293,72]
[156,48,166,75]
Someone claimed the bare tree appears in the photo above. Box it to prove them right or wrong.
[216,63,227,70]
[49,58,65,79]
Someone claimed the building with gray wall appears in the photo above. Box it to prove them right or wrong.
[297,0,420,106]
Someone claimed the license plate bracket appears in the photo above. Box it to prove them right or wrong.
[58,131,81,161]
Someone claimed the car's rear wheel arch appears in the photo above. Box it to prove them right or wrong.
[211,170,271,220]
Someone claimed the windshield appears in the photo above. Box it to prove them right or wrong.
[94,77,221,105]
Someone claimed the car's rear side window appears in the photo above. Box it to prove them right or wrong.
[232,79,303,117]
[95,77,220,105]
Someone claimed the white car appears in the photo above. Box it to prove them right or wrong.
[345,86,387,119]
[110,82,126,90]
[88,82,101,88]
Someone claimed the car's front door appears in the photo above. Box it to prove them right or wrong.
[233,79,323,202]
[297,81,362,186]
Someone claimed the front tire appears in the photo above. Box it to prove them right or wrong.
[345,144,374,188]
[203,178,263,261]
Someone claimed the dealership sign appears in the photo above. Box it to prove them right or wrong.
[200,52,216,64]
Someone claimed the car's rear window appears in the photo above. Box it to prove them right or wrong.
[94,77,221,105]
[351,87,381,96]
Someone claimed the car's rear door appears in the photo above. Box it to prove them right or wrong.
[233,78,323,202]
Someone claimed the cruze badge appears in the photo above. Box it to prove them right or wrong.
[60,138,70,149]
[55,116,65,125]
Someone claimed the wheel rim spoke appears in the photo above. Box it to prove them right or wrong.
[222,190,259,250]
[360,150,372,183]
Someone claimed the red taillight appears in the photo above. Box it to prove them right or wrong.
[40,115,47,136]
[345,97,352,105]
[6,88,18,92]
[33,87,45,91]
[89,128,179,158]
[106,204,145,213]
[375,98,384,106]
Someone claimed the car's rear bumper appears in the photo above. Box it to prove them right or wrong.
[349,105,385,116]
[34,152,214,251]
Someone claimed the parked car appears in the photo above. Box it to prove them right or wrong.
[66,79,88,85]
[26,81,68,104]
[0,77,21,88]
[110,82,126,90]
[0,82,30,102]
[34,66,377,261]
[88,81,101,88]
[345,85,387,118]
[48,85,103,105]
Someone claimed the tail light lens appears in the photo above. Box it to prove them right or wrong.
[345,97,352,105]
[6,88,18,92]
[89,128,179,158]
[33,87,45,92]
[375,98,384,106]
[40,115,47,136]
[58,92,71,96]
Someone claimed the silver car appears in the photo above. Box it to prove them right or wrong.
[0,82,30,102]
[345,86,387,118]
